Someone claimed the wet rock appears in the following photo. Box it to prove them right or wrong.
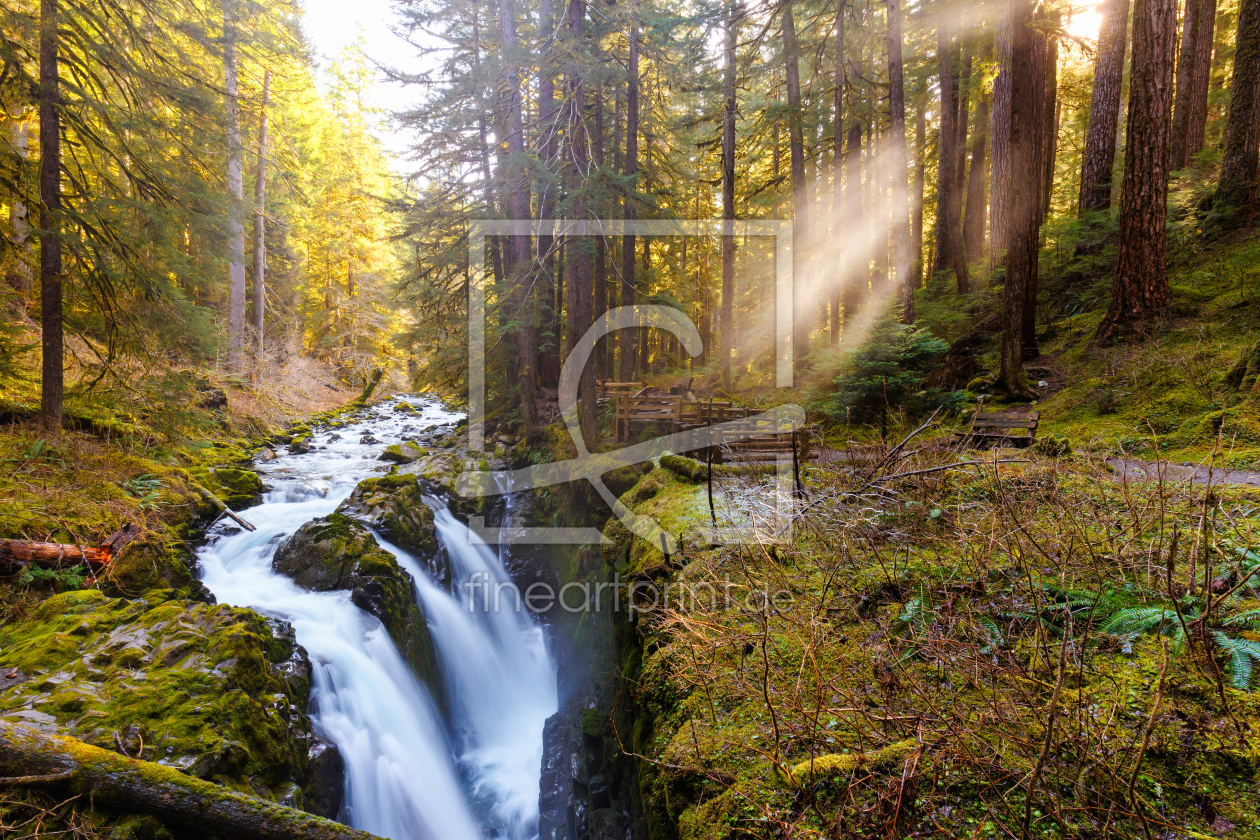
[328,433,343,442]
[588,809,628,840]
[336,475,442,573]
[256,446,278,462]
[379,442,427,464]
[304,740,345,819]
[360,435,379,445]
[288,436,313,454]
[271,515,444,702]
[395,402,418,414]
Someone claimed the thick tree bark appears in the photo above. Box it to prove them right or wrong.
[38,0,61,432]
[1171,0,1219,168]
[989,5,1013,266]
[252,69,271,354]
[998,0,1044,399]
[963,71,989,262]
[783,0,808,362]
[501,0,537,429]
[831,2,844,346]
[619,27,640,382]
[223,0,246,373]
[1100,0,1175,338]
[565,0,596,443]
[472,12,504,293]
[0,720,375,840]
[1079,0,1131,214]
[721,0,738,386]
[886,0,915,322]
[933,31,970,292]
[1215,0,1260,225]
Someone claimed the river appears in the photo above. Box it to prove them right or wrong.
[195,397,557,840]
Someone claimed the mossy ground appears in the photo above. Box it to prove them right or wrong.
[0,359,374,836]
[606,442,1260,839]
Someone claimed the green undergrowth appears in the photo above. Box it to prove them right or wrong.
[603,442,1260,839]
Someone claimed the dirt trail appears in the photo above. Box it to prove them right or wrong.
[1106,458,1260,489]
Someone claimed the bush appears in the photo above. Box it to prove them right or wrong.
[824,314,962,424]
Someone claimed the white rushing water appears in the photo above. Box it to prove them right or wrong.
[195,398,557,840]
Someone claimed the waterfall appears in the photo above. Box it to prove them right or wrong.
[195,399,556,840]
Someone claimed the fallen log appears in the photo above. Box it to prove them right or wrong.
[0,524,141,574]
[190,482,257,532]
[0,720,376,840]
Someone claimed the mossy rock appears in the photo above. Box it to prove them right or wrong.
[271,515,444,704]
[0,591,317,796]
[288,436,314,455]
[379,442,427,464]
[394,402,418,414]
[335,475,443,579]
[399,451,484,516]
[99,531,202,601]
[209,467,263,508]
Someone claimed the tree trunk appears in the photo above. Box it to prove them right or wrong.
[224,0,246,373]
[501,0,537,429]
[1171,0,1219,168]
[619,26,639,382]
[955,49,972,200]
[1214,0,1260,225]
[0,720,374,840]
[38,0,61,432]
[1023,15,1049,358]
[989,4,1013,267]
[537,0,561,389]
[1040,13,1060,224]
[842,123,863,323]
[1079,0,1131,213]
[783,0,808,363]
[721,0,738,387]
[913,95,926,287]
[998,0,1044,399]
[593,84,608,382]
[1099,0,1176,338]
[565,0,596,443]
[831,1,844,346]
[887,0,915,322]
[933,30,970,292]
[252,69,271,355]
[963,67,989,262]
[6,116,32,317]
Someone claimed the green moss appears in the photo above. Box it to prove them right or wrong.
[0,593,313,788]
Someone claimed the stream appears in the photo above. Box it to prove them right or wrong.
[195,397,557,840]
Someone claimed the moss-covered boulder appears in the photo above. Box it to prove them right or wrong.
[99,531,205,601]
[335,475,443,580]
[210,467,264,508]
[378,442,427,464]
[271,515,443,701]
[0,590,321,802]
[398,450,486,516]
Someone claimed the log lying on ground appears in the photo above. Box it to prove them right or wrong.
[0,720,376,840]
[0,524,140,573]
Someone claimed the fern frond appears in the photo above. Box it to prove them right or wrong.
[1098,605,1187,641]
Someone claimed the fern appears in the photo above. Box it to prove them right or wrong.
[977,616,1004,654]
[1222,606,1260,628]
[1098,605,1191,641]
[1212,632,1260,690]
